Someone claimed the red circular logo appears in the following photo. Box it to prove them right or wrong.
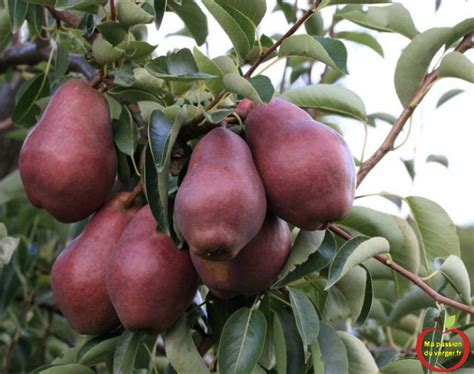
[416,327,471,372]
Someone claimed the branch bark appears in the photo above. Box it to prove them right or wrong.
[328,224,474,315]
[0,42,96,79]
[46,6,81,28]
[356,32,474,187]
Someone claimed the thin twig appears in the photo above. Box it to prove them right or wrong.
[244,1,322,79]
[356,32,474,187]
[109,0,117,21]
[328,224,474,314]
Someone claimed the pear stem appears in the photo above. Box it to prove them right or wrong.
[123,180,144,210]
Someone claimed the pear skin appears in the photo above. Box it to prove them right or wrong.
[174,127,267,261]
[106,206,198,333]
[191,213,291,299]
[51,192,139,334]
[245,98,356,230]
[19,79,117,222]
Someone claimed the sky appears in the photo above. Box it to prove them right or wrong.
[148,0,474,226]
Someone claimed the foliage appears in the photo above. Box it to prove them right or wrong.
[0,0,473,373]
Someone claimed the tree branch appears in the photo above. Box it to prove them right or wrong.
[357,31,474,187]
[328,224,474,315]
[244,1,321,79]
[0,42,96,80]
[46,6,81,28]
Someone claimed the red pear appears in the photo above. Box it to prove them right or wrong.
[51,193,138,334]
[19,79,117,222]
[174,127,266,261]
[245,98,356,230]
[106,206,198,333]
[191,213,291,299]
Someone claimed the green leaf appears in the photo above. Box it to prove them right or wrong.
[35,364,95,374]
[55,0,106,12]
[394,27,452,107]
[336,266,370,322]
[336,4,418,39]
[144,146,165,232]
[202,0,255,59]
[326,236,390,289]
[317,322,349,374]
[438,52,474,83]
[223,73,263,104]
[274,230,336,288]
[202,109,234,124]
[420,308,445,369]
[0,223,20,268]
[437,255,471,305]
[367,112,396,126]
[8,0,28,32]
[272,306,305,374]
[310,342,324,374]
[325,0,391,4]
[113,331,141,374]
[92,37,124,65]
[123,41,157,61]
[148,109,184,172]
[445,17,474,48]
[54,44,69,80]
[117,1,154,28]
[218,0,266,27]
[280,84,367,121]
[275,230,326,284]
[426,154,448,168]
[356,266,373,324]
[168,0,208,46]
[164,315,210,374]
[154,0,167,30]
[218,307,267,374]
[248,75,274,103]
[77,336,120,366]
[289,288,319,347]
[0,9,12,52]
[379,359,423,373]
[389,288,436,321]
[97,21,127,46]
[147,108,187,234]
[25,4,43,37]
[113,106,138,156]
[305,12,324,36]
[338,331,378,373]
[340,207,420,295]
[213,55,239,74]
[405,196,460,274]
[336,31,384,57]
[193,47,225,96]
[436,88,464,108]
[0,170,26,205]
[146,48,215,81]
[108,87,159,103]
[12,73,50,127]
[279,35,348,74]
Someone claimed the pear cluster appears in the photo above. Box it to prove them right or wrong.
[175,98,356,299]
[19,80,356,335]
[20,80,197,335]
